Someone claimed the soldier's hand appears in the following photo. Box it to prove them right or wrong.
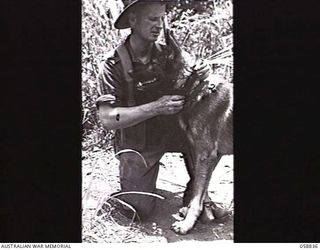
[153,95,185,115]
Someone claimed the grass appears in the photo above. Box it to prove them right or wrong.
[82,149,167,243]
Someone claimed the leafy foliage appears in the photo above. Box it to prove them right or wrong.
[82,0,129,150]
[82,0,233,150]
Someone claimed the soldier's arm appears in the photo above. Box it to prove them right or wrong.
[98,95,185,130]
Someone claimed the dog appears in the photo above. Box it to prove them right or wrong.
[168,65,233,234]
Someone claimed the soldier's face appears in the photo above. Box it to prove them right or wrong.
[132,3,166,42]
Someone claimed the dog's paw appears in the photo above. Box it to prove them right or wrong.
[171,221,189,235]
[171,219,194,235]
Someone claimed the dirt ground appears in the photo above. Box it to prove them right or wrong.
[82,148,233,243]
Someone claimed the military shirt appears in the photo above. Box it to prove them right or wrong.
[96,37,174,107]
[96,37,183,163]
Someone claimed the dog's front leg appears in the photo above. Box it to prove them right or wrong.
[172,149,220,234]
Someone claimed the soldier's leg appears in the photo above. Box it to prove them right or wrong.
[117,152,161,220]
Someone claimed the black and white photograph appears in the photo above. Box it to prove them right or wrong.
[81,0,234,243]
[3,0,319,246]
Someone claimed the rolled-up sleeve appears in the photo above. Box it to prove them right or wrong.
[96,55,124,107]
